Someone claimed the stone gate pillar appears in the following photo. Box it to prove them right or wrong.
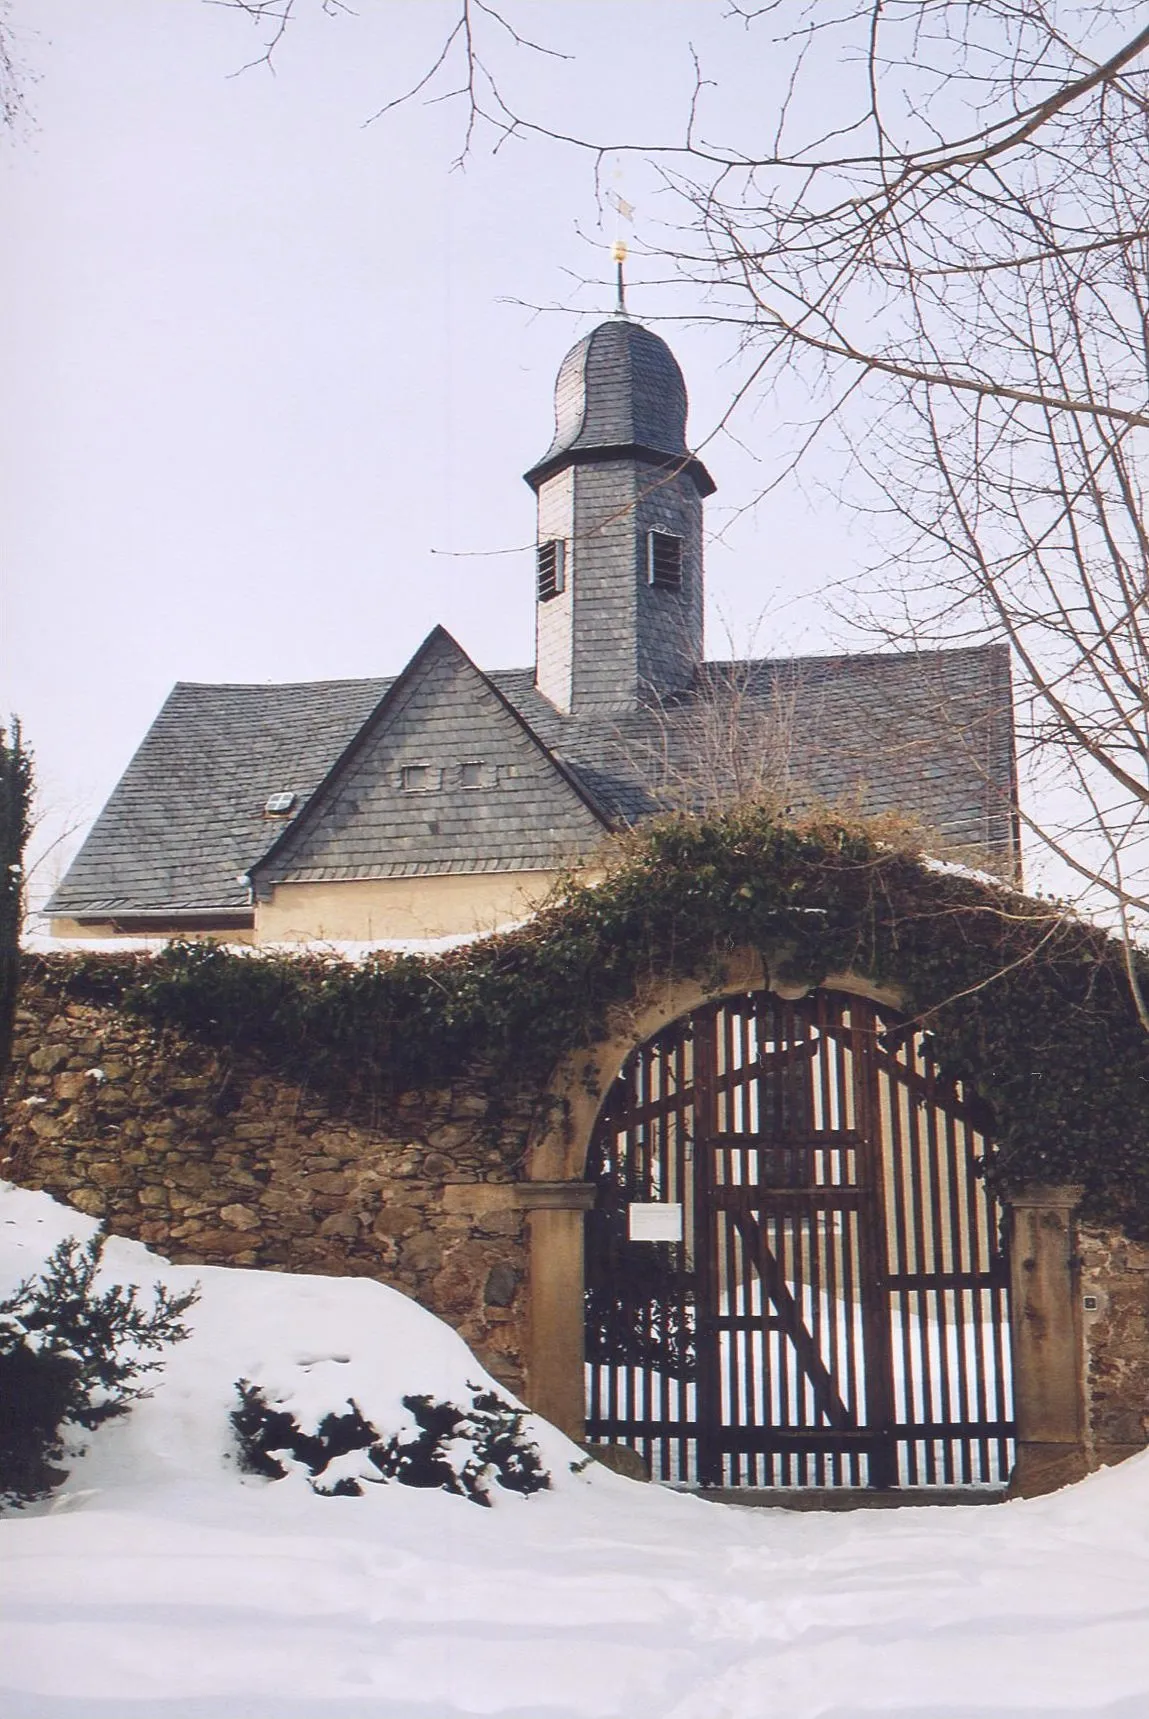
[1005,1183,1087,1497]
[517,1181,598,1441]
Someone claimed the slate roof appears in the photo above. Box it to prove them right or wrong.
[47,678,389,917]
[493,644,1017,858]
[48,637,1017,921]
[524,319,715,497]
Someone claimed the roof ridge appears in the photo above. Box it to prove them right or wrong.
[703,640,1009,672]
[169,674,393,694]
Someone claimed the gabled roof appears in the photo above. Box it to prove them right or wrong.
[249,628,610,889]
[48,639,1017,921]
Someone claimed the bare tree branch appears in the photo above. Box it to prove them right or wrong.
[208,0,1149,987]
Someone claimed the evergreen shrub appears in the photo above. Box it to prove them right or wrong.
[232,1380,551,1505]
[0,1233,198,1506]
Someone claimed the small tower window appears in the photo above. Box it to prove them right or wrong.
[459,761,484,788]
[537,539,566,601]
[400,764,436,793]
[647,530,684,590]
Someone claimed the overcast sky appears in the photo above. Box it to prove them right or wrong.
[1,1,866,896]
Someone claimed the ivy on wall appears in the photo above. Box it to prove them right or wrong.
[28,808,1149,1232]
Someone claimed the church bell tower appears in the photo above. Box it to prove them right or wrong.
[524,318,715,715]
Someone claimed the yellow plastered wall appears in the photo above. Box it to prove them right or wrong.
[47,918,256,944]
[253,871,576,943]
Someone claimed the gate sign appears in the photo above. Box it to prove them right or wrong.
[628,1201,684,1242]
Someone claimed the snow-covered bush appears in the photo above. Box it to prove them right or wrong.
[0,1232,198,1506]
[232,1379,551,1506]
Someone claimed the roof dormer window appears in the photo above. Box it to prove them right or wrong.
[647,530,683,590]
[537,539,566,602]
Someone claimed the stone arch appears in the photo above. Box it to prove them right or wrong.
[520,957,1086,1498]
[525,951,905,1186]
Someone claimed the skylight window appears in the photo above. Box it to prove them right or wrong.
[647,530,684,590]
[263,792,297,816]
[537,539,566,602]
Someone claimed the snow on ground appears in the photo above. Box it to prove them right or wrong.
[3,1184,1149,1719]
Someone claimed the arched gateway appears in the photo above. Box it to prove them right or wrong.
[583,988,1014,1491]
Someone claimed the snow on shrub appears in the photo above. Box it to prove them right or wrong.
[232,1379,551,1505]
[0,1231,198,1506]
[0,1184,578,1509]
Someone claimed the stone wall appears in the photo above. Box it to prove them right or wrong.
[7,964,1149,1477]
[1079,1224,1149,1465]
[1,970,533,1395]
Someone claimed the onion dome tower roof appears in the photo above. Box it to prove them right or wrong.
[524,318,715,497]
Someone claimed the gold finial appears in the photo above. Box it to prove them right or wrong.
[611,239,628,316]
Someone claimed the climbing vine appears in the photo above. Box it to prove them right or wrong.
[28,807,1149,1232]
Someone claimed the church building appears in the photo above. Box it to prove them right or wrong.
[48,316,1018,943]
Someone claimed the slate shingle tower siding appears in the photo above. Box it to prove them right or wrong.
[47,313,1020,933]
[526,320,714,715]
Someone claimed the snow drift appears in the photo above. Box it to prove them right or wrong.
[3,1181,1149,1719]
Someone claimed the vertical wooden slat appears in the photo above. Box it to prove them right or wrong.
[853,999,897,1489]
[824,1156,844,1487]
[766,1205,782,1484]
[816,1001,843,1485]
[692,1006,721,1487]
[960,1108,990,1485]
[682,1024,695,1483]
[925,1036,950,1487]
[943,1101,973,1484]
[649,1042,664,1478]
[920,1050,955,1483]
[797,1005,815,1480]
[723,1166,739,1485]
[742,1006,760,1485]
[622,1052,639,1473]
[844,1204,861,1481]
[655,1043,669,1482]
[903,1039,937,1483]
[817,994,835,1141]
[988,1176,1013,1483]
[884,1029,917,1484]
[805,1201,823,1485]
[671,1031,685,1481]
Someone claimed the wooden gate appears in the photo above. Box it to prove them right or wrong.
[584,989,1014,1489]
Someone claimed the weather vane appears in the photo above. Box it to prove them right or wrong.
[609,177,635,318]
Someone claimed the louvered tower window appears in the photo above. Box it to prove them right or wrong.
[647,530,684,590]
[537,539,566,601]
